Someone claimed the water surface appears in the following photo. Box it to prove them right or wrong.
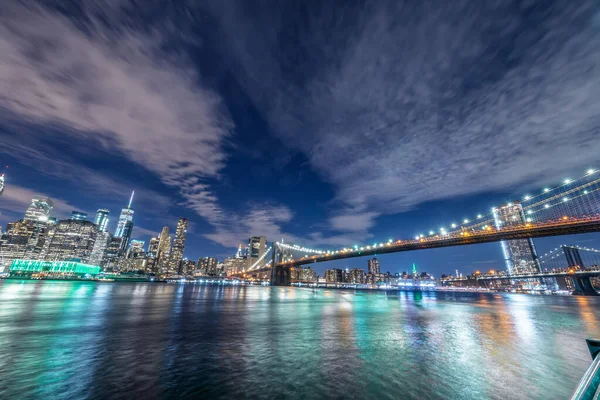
[0,281,598,399]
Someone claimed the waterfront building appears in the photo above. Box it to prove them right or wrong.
[9,259,101,279]
[325,268,343,283]
[300,267,317,283]
[182,258,196,275]
[94,209,110,232]
[169,218,189,274]
[43,219,97,263]
[197,257,218,276]
[350,268,365,284]
[0,220,36,271]
[368,257,381,275]
[223,256,247,276]
[24,196,54,222]
[493,202,541,275]
[247,236,266,269]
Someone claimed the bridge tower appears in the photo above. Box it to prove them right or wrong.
[270,242,290,286]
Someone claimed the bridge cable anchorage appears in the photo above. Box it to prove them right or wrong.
[247,246,273,271]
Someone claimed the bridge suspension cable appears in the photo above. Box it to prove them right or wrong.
[247,246,272,271]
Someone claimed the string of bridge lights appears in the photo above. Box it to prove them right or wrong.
[272,168,599,260]
[247,246,273,271]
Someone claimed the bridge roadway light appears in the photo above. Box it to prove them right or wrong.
[544,188,550,193]
[451,223,457,228]
[564,178,572,184]
[477,214,483,219]
[524,195,531,201]
[463,219,469,224]
[588,168,596,175]
[544,204,550,208]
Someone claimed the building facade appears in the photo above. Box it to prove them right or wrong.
[368,257,380,275]
[24,196,54,222]
[247,236,267,269]
[43,219,97,263]
[169,218,189,274]
[94,209,110,232]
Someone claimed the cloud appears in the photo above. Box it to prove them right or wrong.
[329,212,379,233]
[0,184,79,220]
[210,0,600,224]
[0,1,232,235]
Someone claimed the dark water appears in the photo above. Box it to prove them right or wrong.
[0,282,598,400]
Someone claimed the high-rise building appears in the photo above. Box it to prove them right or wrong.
[350,268,365,284]
[127,240,145,258]
[223,256,247,276]
[89,231,110,266]
[0,173,4,196]
[368,257,380,275]
[103,236,124,270]
[325,268,343,283]
[147,236,160,257]
[157,226,171,267]
[70,211,88,221]
[43,219,97,263]
[197,257,218,276]
[493,202,541,275]
[115,191,135,238]
[169,218,189,274]
[300,267,317,282]
[94,209,110,232]
[182,258,196,275]
[24,196,54,222]
[0,220,35,271]
[247,236,266,269]
[119,221,134,252]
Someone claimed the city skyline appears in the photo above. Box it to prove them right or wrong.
[2,1,600,276]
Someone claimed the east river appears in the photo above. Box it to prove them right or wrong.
[0,281,599,399]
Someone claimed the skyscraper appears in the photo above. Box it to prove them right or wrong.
[147,236,160,257]
[24,196,54,222]
[115,191,135,238]
[169,218,189,274]
[493,202,541,275]
[94,209,110,232]
[368,257,380,275]
[89,231,110,266]
[0,173,4,196]
[157,226,171,269]
[247,236,266,269]
[198,257,218,276]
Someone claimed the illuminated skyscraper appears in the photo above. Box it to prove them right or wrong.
[115,191,135,238]
[157,226,171,270]
[169,218,189,274]
[0,173,4,196]
[24,196,54,222]
[147,236,160,257]
[198,257,218,276]
[89,231,110,266]
[368,257,380,275]
[493,202,541,275]
[94,209,110,232]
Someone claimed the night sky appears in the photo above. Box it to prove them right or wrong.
[1,0,600,276]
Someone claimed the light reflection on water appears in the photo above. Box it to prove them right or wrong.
[0,281,598,399]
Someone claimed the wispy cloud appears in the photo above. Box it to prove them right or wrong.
[210,0,600,234]
[0,1,233,238]
[0,184,79,221]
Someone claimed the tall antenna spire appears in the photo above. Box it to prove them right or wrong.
[128,190,135,208]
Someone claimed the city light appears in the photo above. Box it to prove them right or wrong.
[524,195,531,201]
[587,168,596,175]
[544,188,550,193]
[463,219,469,224]
[564,178,572,184]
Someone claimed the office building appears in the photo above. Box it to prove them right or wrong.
[89,231,110,266]
[300,267,317,283]
[368,257,380,275]
[70,211,88,221]
[325,268,343,283]
[493,202,541,275]
[350,268,365,284]
[0,220,36,271]
[223,256,247,276]
[127,240,145,258]
[147,236,160,257]
[157,226,171,267]
[182,258,196,275]
[102,236,123,269]
[0,173,4,196]
[198,257,218,276]
[24,196,54,222]
[43,219,97,263]
[247,236,267,269]
[94,209,110,232]
[169,218,189,274]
